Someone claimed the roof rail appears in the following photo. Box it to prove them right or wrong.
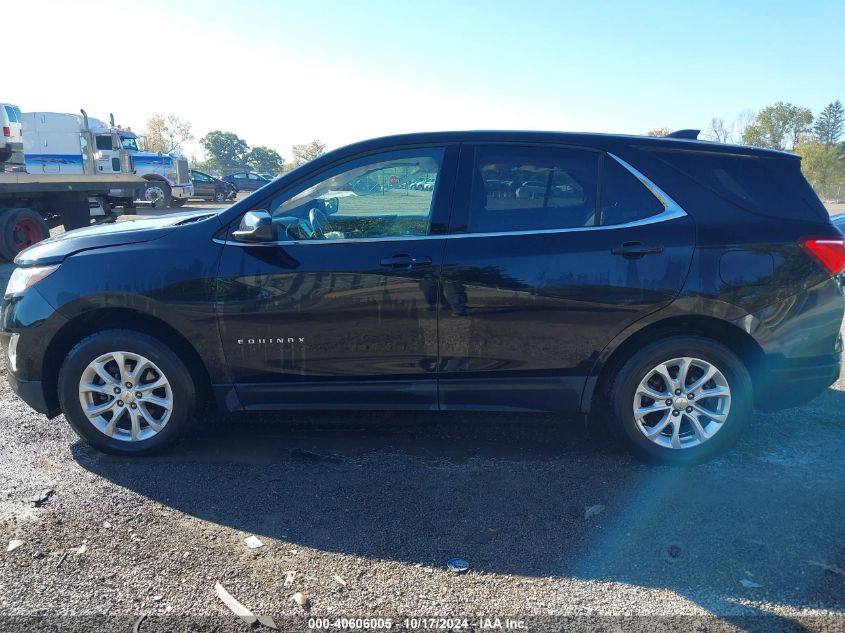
[665,129,700,140]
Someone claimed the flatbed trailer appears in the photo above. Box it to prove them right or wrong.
[0,172,147,261]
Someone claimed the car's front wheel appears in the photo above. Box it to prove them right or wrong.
[609,336,752,464]
[58,330,195,455]
[214,190,227,203]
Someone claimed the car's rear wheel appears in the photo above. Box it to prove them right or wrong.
[58,330,195,455]
[608,336,752,464]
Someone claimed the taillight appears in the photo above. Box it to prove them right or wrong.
[800,237,845,276]
[2,127,9,137]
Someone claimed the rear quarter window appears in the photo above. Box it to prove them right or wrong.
[648,149,828,222]
[600,156,665,225]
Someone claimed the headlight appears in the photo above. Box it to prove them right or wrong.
[4,265,59,296]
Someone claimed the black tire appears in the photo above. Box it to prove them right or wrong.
[58,330,196,456]
[143,180,172,210]
[608,336,752,465]
[213,190,227,203]
[169,198,187,208]
[0,207,50,261]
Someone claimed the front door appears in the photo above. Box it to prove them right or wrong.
[438,144,695,412]
[216,145,457,410]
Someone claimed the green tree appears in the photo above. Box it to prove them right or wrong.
[144,114,193,154]
[742,102,813,150]
[200,131,249,168]
[190,155,220,174]
[813,100,844,146]
[291,139,326,167]
[795,140,845,195]
[246,146,284,172]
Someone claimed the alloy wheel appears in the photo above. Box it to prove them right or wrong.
[632,356,731,449]
[77,351,174,442]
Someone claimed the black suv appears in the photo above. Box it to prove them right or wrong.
[2,131,843,463]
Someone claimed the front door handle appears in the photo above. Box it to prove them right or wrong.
[379,254,432,269]
[611,242,665,259]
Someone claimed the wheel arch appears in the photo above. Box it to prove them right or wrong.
[41,307,213,414]
[587,314,767,414]
[141,174,169,183]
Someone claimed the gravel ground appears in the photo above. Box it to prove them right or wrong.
[0,354,843,632]
[0,203,843,632]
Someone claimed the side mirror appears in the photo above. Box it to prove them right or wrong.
[233,210,275,242]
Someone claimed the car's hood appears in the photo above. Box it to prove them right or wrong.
[15,210,223,267]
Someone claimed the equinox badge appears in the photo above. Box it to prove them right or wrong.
[238,337,305,345]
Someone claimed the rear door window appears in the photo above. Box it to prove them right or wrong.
[468,145,599,233]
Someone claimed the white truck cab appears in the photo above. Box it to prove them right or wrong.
[22,111,130,177]
[113,127,193,208]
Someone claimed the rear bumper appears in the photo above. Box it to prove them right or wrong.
[756,347,842,410]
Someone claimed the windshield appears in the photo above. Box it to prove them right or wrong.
[120,136,139,151]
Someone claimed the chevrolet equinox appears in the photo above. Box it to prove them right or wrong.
[2,130,844,464]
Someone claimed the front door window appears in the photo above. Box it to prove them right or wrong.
[266,149,443,242]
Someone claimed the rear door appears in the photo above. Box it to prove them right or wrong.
[438,143,695,412]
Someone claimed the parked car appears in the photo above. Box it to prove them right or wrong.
[2,130,844,463]
[0,103,23,163]
[222,171,271,192]
[190,170,236,203]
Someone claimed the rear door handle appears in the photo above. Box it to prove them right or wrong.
[379,254,432,269]
[611,242,665,259]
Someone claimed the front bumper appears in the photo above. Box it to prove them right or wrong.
[1,331,58,416]
[171,184,194,199]
[1,286,68,418]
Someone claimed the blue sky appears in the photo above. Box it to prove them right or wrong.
[10,0,843,160]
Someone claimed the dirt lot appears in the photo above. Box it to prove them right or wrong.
[0,200,843,632]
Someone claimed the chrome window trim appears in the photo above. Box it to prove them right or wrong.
[606,152,686,218]
[217,153,687,248]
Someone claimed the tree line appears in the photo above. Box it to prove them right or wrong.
[143,100,844,197]
[649,100,845,200]
[138,114,324,176]
[195,131,326,175]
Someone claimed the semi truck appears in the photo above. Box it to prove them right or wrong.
[0,109,147,261]
[111,124,193,208]
[24,111,193,209]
